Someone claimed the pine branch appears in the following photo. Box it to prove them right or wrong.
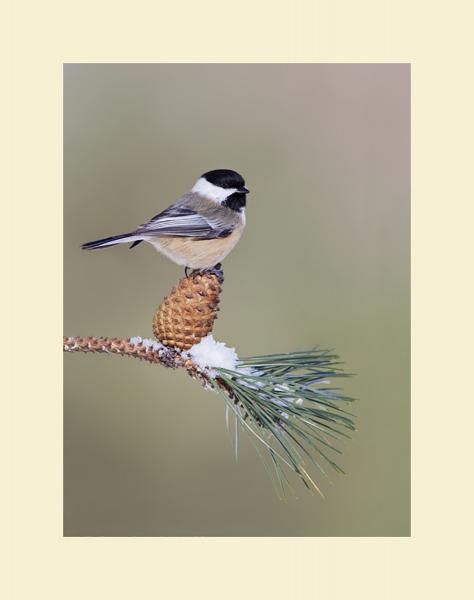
[63,335,213,387]
[64,335,178,366]
[64,336,355,497]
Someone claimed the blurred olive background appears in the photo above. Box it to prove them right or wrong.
[64,64,410,536]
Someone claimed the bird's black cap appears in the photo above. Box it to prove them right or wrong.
[202,169,246,190]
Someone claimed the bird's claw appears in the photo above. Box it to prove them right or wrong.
[187,263,224,284]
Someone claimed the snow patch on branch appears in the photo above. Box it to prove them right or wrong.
[129,336,164,351]
[186,335,238,377]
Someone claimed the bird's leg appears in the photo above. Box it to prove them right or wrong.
[185,266,191,278]
[192,263,224,284]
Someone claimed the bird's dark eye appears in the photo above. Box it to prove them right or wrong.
[220,178,245,189]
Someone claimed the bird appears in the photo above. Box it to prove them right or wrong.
[81,169,249,272]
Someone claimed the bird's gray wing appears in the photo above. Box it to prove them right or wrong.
[135,204,232,239]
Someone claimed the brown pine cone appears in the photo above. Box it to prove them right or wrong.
[153,268,224,351]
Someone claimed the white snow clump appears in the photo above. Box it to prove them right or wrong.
[187,334,238,377]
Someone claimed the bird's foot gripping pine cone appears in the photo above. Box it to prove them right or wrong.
[152,266,224,351]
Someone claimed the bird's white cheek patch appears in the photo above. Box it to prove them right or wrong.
[191,177,237,204]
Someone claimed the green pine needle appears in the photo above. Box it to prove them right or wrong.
[212,348,355,497]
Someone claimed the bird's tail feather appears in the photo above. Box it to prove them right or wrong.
[81,232,142,250]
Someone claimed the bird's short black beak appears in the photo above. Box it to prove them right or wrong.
[239,186,250,194]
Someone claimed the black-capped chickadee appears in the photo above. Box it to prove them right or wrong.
[81,169,249,271]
